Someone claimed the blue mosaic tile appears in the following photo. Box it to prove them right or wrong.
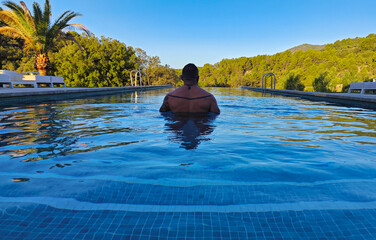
[0,204,376,239]
[2,176,376,207]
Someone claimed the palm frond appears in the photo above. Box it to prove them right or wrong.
[32,2,42,24]
[0,26,36,50]
[0,10,33,37]
[54,31,82,50]
[68,23,90,36]
[0,9,19,26]
[0,8,3,26]
[47,11,87,46]
[55,11,82,30]
[50,10,71,28]
[20,1,36,32]
[3,1,26,20]
[0,25,24,38]
[33,0,51,52]
[42,0,51,26]
[1,3,37,41]
[20,1,32,17]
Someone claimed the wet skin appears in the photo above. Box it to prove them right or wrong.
[159,84,220,113]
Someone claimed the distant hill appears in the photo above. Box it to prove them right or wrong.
[287,43,326,53]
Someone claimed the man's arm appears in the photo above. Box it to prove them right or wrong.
[159,95,170,112]
[209,96,220,114]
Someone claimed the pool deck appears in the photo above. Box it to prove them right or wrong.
[0,85,172,99]
[242,86,376,108]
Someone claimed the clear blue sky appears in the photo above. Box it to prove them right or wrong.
[17,0,376,68]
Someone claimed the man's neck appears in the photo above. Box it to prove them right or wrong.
[184,82,198,86]
[183,82,198,90]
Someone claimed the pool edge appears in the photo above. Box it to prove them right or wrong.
[242,86,376,109]
[0,85,172,99]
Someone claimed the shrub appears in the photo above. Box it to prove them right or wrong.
[313,73,331,92]
[283,74,305,91]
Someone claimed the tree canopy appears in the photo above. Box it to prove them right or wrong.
[198,34,376,92]
[1,16,375,91]
[0,30,179,87]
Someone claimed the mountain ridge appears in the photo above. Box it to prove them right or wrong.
[286,43,326,53]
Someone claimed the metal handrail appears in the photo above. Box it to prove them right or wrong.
[262,72,276,90]
[130,70,148,87]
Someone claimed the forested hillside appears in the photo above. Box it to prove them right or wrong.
[198,34,376,92]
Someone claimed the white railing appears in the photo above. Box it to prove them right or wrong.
[130,70,148,86]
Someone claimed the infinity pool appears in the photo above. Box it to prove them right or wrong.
[1,88,376,239]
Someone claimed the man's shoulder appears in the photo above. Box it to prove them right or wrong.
[201,88,212,95]
[168,86,184,95]
[198,87,215,97]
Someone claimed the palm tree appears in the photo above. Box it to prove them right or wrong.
[0,6,3,26]
[0,0,89,75]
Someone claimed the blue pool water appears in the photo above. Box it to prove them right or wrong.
[1,88,376,239]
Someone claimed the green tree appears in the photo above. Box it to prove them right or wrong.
[0,34,24,70]
[135,48,148,70]
[52,34,137,87]
[341,70,363,93]
[0,0,89,75]
[193,34,376,89]
[148,65,179,86]
[2,24,375,89]
[283,74,305,91]
[313,73,331,92]
[144,56,179,86]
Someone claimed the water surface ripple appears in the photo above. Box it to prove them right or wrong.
[0,88,376,206]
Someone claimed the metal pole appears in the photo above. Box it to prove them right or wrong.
[140,70,147,86]
[270,74,272,89]
[138,70,142,86]
[131,70,139,86]
[144,71,149,85]
[135,71,139,86]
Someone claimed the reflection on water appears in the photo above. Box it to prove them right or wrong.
[0,88,376,184]
[131,91,141,103]
[162,112,218,150]
[12,178,30,182]
[0,90,167,163]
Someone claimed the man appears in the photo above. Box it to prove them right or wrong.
[159,63,220,114]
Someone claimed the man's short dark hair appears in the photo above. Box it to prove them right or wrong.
[182,63,199,81]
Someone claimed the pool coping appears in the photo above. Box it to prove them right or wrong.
[0,85,172,99]
[241,86,376,108]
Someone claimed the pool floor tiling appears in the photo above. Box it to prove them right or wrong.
[0,197,375,240]
[1,177,376,239]
[0,203,375,240]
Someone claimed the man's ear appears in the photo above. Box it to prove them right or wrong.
[180,75,183,80]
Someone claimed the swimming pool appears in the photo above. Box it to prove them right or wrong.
[1,88,376,239]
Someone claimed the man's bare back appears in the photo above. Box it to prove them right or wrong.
[159,63,220,114]
[159,85,220,113]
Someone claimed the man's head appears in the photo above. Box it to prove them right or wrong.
[181,63,199,83]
